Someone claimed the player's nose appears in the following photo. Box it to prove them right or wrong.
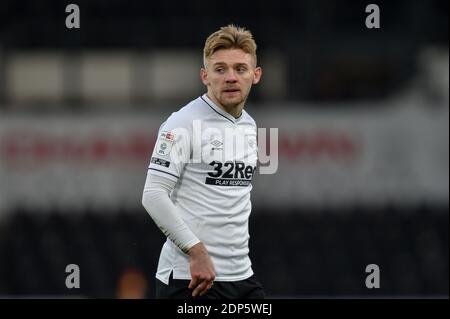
[225,70,238,82]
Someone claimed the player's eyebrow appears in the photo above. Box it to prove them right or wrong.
[212,62,250,68]
[234,63,249,68]
[212,62,227,67]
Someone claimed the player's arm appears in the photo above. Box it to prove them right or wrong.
[142,172,216,297]
[142,172,200,252]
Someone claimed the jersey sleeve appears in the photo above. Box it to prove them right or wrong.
[142,172,200,253]
[147,114,192,182]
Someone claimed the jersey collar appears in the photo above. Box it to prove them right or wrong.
[201,94,243,124]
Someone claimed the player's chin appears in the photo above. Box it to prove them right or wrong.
[221,93,243,104]
[223,100,242,109]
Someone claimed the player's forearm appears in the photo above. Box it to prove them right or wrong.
[142,173,200,253]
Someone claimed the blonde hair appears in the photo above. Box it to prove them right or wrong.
[203,24,257,68]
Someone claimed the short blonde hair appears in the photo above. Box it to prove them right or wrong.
[203,24,257,68]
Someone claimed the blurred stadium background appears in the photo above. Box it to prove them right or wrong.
[0,0,448,298]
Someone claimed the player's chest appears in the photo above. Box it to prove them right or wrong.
[194,125,258,164]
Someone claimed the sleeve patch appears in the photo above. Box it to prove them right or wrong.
[156,131,175,156]
[151,157,171,167]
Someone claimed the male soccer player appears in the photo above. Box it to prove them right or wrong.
[142,25,265,299]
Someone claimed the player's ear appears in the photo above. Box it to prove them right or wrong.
[252,67,262,85]
[200,68,209,86]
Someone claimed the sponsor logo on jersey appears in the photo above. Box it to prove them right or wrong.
[205,161,256,187]
[151,157,171,168]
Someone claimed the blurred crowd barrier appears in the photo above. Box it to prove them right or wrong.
[0,100,448,216]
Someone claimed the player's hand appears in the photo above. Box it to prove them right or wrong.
[187,242,216,297]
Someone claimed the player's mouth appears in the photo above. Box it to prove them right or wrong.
[223,88,240,94]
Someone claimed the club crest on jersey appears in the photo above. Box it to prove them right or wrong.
[156,131,175,156]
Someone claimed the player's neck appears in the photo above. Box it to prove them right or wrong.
[206,93,243,119]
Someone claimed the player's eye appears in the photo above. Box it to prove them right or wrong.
[215,68,225,73]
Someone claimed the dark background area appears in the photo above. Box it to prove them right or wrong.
[0,0,448,104]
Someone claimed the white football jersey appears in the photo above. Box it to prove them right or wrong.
[148,94,258,283]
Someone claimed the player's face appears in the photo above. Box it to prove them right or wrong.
[201,49,262,111]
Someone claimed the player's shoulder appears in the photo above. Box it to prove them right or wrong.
[162,96,205,129]
[240,109,257,128]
